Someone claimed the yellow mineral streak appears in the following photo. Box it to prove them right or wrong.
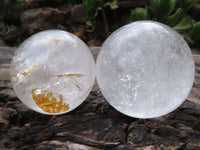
[20,65,38,76]
[19,72,29,76]
[11,65,38,78]
[51,74,84,78]
[32,88,69,113]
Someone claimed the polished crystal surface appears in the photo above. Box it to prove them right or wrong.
[10,30,95,115]
[96,21,195,118]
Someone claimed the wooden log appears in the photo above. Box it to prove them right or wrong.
[0,47,200,150]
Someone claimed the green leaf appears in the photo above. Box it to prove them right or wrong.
[129,7,148,22]
[0,22,8,35]
[83,0,104,20]
[192,22,200,43]
[166,8,185,27]
[150,0,176,19]
[94,7,102,17]
[83,0,105,31]
[85,20,93,26]
[0,21,17,35]
[176,0,198,12]
[183,33,194,44]
[105,0,118,10]
[86,25,96,32]
[173,15,192,30]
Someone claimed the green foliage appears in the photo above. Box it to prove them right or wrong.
[0,0,25,46]
[150,0,176,19]
[0,21,17,36]
[182,33,194,45]
[129,0,199,47]
[105,0,118,10]
[83,0,104,23]
[83,0,118,34]
[130,0,197,29]
[83,0,118,22]
[83,0,105,32]
[166,8,185,27]
[192,22,200,46]
[176,0,198,12]
[173,15,192,30]
[129,7,148,22]
[0,22,7,35]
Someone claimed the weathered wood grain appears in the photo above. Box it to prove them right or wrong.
[0,47,200,150]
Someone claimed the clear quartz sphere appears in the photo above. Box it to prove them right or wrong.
[96,21,195,118]
[10,30,95,115]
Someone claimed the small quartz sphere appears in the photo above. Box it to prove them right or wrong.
[10,30,95,115]
[96,21,195,118]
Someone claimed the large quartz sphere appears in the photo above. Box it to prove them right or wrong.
[10,30,95,115]
[96,21,195,118]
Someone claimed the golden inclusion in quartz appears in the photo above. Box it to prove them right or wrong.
[10,30,95,115]
[32,88,69,113]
